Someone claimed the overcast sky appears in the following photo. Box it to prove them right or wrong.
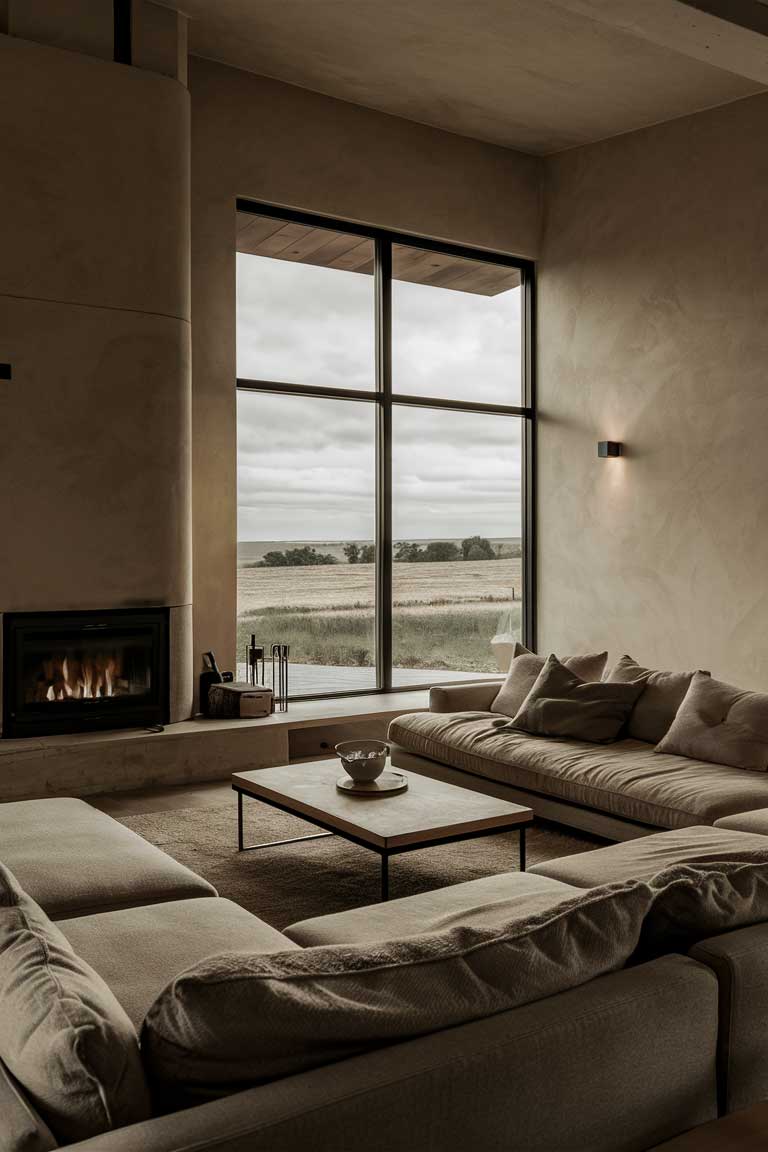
[237,251,522,542]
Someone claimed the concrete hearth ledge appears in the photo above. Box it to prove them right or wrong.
[0,692,430,802]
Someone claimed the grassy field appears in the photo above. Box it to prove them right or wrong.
[237,557,522,672]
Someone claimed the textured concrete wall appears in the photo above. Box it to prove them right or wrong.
[189,56,543,675]
[0,34,193,720]
[538,92,768,687]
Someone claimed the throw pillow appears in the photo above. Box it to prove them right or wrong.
[0,1061,56,1152]
[142,879,652,1102]
[605,654,708,744]
[0,863,151,1144]
[507,654,646,743]
[656,672,768,770]
[490,643,608,717]
[636,853,768,960]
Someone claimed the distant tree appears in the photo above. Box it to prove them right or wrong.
[284,546,338,566]
[461,535,494,561]
[259,547,338,567]
[259,550,289,567]
[359,544,375,563]
[421,541,460,563]
[343,542,360,564]
[395,541,423,562]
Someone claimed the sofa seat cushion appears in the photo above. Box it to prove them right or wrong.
[59,897,298,1031]
[0,798,216,918]
[714,808,768,835]
[389,712,768,829]
[142,879,653,1101]
[0,862,151,1144]
[285,871,582,946]
[529,826,768,887]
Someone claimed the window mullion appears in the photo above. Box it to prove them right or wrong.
[375,238,393,692]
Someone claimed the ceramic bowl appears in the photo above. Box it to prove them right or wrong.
[335,739,389,781]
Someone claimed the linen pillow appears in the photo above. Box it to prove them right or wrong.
[0,863,151,1144]
[636,853,768,961]
[605,654,708,744]
[490,643,608,717]
[656,672,768,770]
[507,654,646,743]
[142,879,652,1102]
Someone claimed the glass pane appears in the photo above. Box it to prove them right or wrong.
[237,391,376,695]
[392,243,522,405]
[392,406,522,686]
[236,212,375,390]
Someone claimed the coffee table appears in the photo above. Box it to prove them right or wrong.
[232,761,533,900]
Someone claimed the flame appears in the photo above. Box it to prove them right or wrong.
[38,653,121,702]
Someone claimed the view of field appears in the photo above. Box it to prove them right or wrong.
[236,540,522,680]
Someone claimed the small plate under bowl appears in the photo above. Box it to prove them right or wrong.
[336,770,408,796]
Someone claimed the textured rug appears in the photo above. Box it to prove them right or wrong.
[119,799,603,930]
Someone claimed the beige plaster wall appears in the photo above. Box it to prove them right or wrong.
[190,55,543,673]
[537,92,768,687]
[0,34,193,719]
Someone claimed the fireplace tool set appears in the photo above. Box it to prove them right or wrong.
[241,636,289,713]
[244,636,289,713]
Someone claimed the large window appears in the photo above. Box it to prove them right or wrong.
[236,203,534,698]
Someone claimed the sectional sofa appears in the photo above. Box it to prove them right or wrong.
[2,796,768,1152]
[390,680,768,841]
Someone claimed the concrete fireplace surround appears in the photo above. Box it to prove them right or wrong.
[0,30,193,746]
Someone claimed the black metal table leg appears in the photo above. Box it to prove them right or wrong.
[235,786,334,853]
[519,825,526,872]
[381,854,389,901]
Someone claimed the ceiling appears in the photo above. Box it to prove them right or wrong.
[183,0,768,154]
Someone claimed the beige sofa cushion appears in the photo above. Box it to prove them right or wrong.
[0,797,216,918]
[389,711,768,828]
[60,897,299,1030]
[508,655,645,743]
[715,808,768,834]
[142,879,652,1101]
[490,644,608,717]
[285,871,582,946]
[530,826,768,887]
[0,863,151,1144]
[0,1060,56,1152]
[657,673,768,771]
[605,655,705,744]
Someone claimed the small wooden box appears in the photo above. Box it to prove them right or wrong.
[207,683,274,719]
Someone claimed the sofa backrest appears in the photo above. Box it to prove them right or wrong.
[61,956,717,1152]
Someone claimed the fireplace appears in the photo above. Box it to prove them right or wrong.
[2,608,170,738]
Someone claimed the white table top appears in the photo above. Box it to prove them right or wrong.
[232,760,532,850]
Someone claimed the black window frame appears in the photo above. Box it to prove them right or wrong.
[236,198,536,699]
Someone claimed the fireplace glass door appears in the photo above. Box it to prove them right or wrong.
[3,609,169,738]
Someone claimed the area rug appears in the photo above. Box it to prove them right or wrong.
[118,800,603,930]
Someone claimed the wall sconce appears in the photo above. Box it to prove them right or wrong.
[598,441,623,458]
